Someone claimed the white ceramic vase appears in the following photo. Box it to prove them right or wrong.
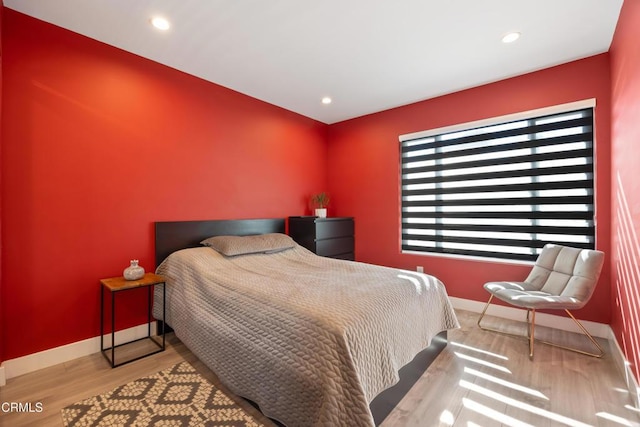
[315,208,327,218]
[123,259,145,280]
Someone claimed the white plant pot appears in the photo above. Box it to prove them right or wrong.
[315,208,327,218]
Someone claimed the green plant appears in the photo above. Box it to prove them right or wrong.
[311,192,330,208]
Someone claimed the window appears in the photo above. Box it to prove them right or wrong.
[400,102,595,262]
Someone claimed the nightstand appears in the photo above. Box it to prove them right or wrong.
[100,273,166,368]
[289,216,355,260]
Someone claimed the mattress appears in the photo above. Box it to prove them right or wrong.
[153,243,459,426]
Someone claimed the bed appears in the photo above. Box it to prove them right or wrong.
[153,218,459,427]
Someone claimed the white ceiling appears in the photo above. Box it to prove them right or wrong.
[5,0,623,124]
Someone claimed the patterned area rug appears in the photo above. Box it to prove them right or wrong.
[61,361,265,426]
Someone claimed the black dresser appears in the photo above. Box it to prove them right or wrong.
[288,216,354,260]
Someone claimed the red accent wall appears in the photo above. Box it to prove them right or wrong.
[610,0,640,383]
[1,5,632,369]
[327,54,612,323]
[1,10,328,360]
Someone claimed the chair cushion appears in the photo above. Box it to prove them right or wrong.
[524,245,604,295]
[484,281,583,310]
[484,281,537,293]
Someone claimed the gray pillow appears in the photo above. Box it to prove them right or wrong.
[200,233,296,257]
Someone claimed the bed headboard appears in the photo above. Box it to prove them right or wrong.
[154,218,286,267]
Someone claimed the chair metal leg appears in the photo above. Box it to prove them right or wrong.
[478,294,532,351]
[478,297,604,359]
[529,309,536,359]
[534,309,604,358]
[477,294,494,328]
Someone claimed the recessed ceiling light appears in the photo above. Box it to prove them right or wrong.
[502,32,520,43]
[321,97,332,105]
[151,16,170,31]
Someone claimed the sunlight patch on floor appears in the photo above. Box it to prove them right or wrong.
[454,352,511,373]
[462,397,535,427]
[460,379,591,427]
[439,409,455,425]
[625,404,640,414]
[596,411,636,426]
[463,367,548,400]
[450,341,509,360]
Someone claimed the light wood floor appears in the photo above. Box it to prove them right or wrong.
[1,309,639,427]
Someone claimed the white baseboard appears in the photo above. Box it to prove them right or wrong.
[449,296,610,338]
[0,322,156,383]
[451,296,639,409]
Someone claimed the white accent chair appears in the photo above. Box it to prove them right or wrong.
[477,244,605,359]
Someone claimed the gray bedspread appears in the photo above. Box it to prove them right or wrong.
[153,244,459,426]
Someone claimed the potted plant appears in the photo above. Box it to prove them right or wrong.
[311,192,330,218]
